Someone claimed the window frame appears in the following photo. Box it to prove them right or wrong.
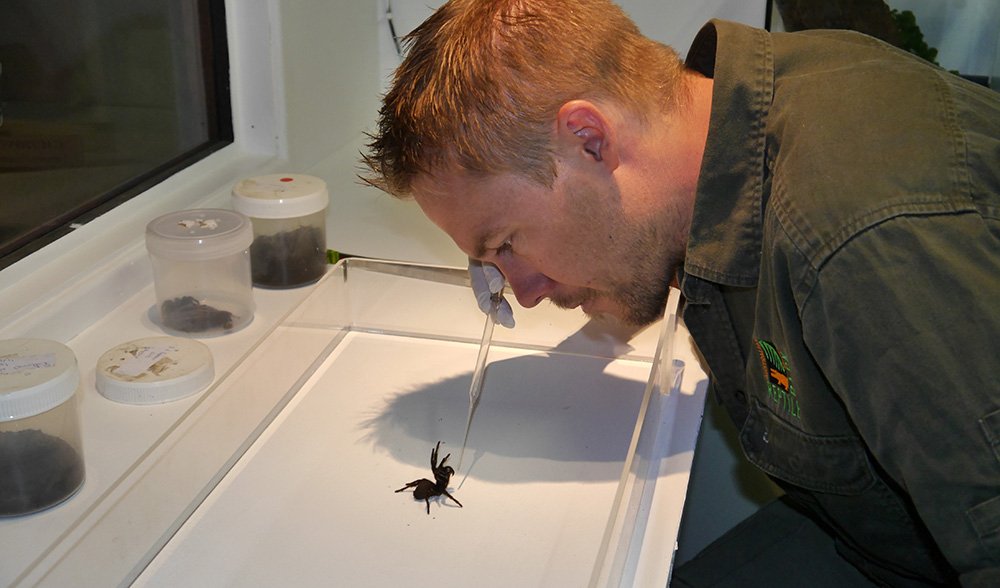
[0,0,236,270]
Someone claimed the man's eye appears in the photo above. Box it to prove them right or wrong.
[495,240,513,255]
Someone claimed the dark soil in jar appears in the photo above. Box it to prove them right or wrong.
[250,225,327,288]
[0,429,85,516]
[160,296,235,333]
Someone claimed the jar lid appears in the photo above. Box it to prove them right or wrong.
[231,174,330,219]
[146,209,253,261]
[96,337,214,405]
[0,339,80,420]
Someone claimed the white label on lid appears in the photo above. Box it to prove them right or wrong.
[0,353,56,375]
[254,181,293,192]
[114,346,175,378]
[177,218,219,230]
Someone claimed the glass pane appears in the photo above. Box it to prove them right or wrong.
[0,0,232,267]
[768,0,999,87]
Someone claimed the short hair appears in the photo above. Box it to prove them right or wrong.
[361,0,686,197]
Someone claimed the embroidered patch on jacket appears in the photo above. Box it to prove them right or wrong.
[754,339,800,419]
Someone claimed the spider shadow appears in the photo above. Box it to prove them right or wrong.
[359,318,705,486]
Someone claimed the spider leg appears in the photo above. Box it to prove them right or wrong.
[425,497,431,515]
[430,441,441,470]
[440,489,463,508]
[395,480,421,493]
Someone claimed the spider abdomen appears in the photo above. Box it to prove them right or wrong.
[412,480,436,499]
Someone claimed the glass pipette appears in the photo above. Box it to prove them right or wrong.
[456,292,500,473]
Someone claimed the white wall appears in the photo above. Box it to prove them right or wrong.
[277,1,381,165]
[378,0,767,82]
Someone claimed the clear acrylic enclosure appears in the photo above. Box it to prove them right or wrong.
[23,259,707,587]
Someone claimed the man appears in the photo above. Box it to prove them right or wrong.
[362,0,1000,585]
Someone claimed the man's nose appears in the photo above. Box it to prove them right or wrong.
[493,258,554,309]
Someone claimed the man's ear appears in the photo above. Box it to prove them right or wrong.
[556,100,619,170]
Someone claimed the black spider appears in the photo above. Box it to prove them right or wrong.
[160,296,234,332]
[395,441,463,514]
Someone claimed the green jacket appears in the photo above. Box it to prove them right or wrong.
[681,20,1000,586]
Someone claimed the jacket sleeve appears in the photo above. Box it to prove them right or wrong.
[801,210,1000,585]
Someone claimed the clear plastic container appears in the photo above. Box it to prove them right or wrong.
[231,174,329,289]
[145,209,255,336]
[0,339,85,517]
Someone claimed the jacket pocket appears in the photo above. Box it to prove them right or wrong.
[979,408,1000,465]
[740,398,875,495]
[967,495,1000,557]
[973,409,1000,556]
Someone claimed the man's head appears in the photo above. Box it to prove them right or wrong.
[363,0,710,325]
[363,0,686,195]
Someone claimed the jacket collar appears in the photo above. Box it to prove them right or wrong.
[682,20,774,290]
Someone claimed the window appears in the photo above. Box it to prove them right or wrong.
[767,0,1000,87]
[0,0,232,269]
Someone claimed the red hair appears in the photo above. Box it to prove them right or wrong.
[362,0,686,197]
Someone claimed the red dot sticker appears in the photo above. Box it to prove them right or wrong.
[280,177,294,182]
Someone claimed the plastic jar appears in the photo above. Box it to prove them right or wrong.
[0,339,85,517]
[231,174,329,289]
[146,209,255,336]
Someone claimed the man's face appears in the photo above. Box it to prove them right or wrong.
[412,163,684,326]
